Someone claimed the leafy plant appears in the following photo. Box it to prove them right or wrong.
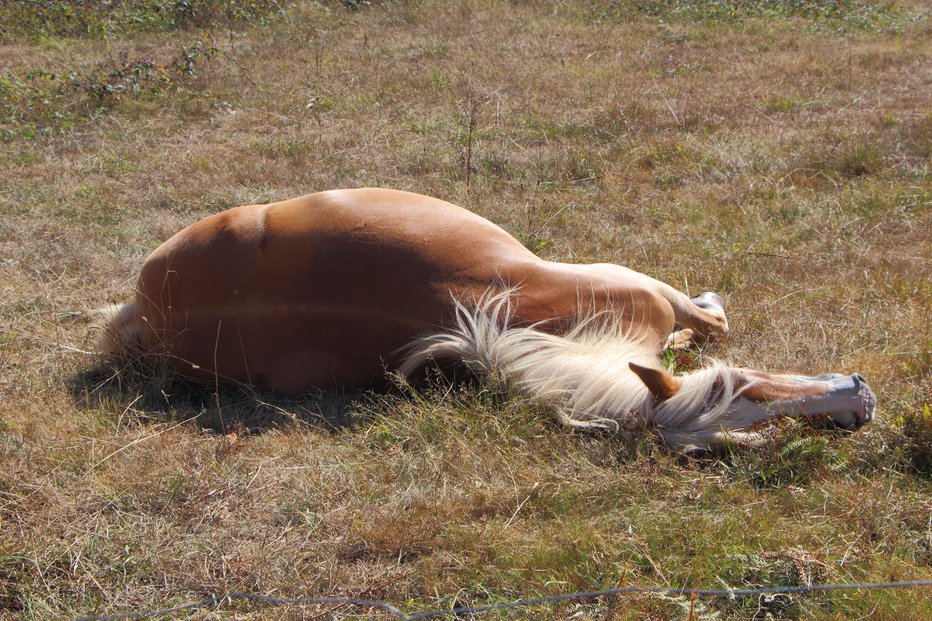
[738,433,847,488]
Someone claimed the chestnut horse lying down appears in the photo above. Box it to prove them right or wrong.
[98,188,876,450]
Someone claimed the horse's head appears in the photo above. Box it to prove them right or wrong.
[630,362,876,434]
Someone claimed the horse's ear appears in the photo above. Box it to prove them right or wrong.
[629,362,682,402]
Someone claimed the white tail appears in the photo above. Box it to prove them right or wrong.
[400,292,761,452]
[90,302,141,358]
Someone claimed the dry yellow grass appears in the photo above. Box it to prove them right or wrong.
[1,1,930,619]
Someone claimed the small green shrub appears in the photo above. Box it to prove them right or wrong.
[80,41,220,107]
[1,40,218,138]
[661,348,702,374]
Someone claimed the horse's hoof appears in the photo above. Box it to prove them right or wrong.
[691,291,725,313]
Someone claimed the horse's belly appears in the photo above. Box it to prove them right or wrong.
[160,305,428,392]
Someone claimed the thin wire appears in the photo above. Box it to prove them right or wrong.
[406,581,932,619]
[73,580,932,620]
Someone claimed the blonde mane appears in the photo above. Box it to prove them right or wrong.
[400,291,760,451]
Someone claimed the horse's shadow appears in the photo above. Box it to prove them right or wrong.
[68,357,370,435]
[71,355,810,468]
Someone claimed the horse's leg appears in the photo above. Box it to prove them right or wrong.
[591,265,729,340]
[665,328,695,350]
[663,292,728,349]
[663,289,728,339]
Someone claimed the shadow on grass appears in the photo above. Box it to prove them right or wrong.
[66,353,660,464]
[68,355,371,434]
[70,355,926,480]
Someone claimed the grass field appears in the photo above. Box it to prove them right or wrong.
[1,1,930,619]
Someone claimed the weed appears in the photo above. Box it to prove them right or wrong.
[901,403,932,477]
[452,95,488,190]
[761,93,800,114]
[640,139,700,169]
[661,347,702,374]
[1,40,219,138]
[80,41,220,108]
[834,141,883,178]
[515,229,554,254]
[724,431,849,489]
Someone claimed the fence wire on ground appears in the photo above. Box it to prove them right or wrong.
[73,580,932,620]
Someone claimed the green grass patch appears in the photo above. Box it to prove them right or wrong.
[0,0,284,42]
[1,39,219,139]
[586,0,916,32]
[359,377,544,453]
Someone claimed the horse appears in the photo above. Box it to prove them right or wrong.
[97,188,876,450]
